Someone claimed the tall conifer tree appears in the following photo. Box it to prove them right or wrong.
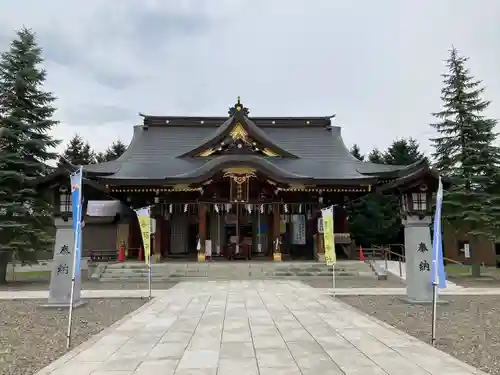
[0,28,60,283]
[430,46,500,276]
[349,144,364,161]
[58,134,96,166]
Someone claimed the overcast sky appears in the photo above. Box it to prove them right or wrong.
[0,0,498,157]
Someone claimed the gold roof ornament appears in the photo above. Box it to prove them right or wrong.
[229,122,248,141]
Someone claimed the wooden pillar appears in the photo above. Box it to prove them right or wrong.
[272,202,281,261]
[164,217,170,259]
[153,214,162,263]
[198,203,206,262]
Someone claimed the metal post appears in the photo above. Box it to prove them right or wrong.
[66,212,81,349]
[66,169,83,350]
[148,254,152,300]
[332,264,336,296]
[384,249,388,273]
[431,281,438,346]
[398,258,403,278]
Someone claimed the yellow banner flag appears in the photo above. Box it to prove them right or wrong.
[135,206,151,265]
[321,206,336,266]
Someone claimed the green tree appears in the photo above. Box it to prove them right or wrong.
[383,138,425,165]
[58,134,96,166]
[430,46,500,276]
[368,149,384,163]
[347,140,426,248]
[96,139,127,162]
[347,193,401,247]
[350,144,364,161]
[0,28,60,283]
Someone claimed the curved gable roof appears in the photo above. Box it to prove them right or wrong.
[179,103,298,158]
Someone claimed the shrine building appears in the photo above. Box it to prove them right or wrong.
[37,98,439,263]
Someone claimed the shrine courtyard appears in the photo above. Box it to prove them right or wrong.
[1,281,498,375]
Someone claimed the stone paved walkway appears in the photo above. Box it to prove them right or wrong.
[37,281,485,375]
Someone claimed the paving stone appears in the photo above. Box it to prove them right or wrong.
[36,281,485,375]
[177,349,219,369]
[147,342,187,359]
[258,366,302,375]
[218,358,258,375]
[220,341,255,358]
[98,357,142,371]
[135,359,178,374]
[256,348,295,367]
[252,334,287,349]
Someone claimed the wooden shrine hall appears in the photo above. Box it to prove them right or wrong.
[38,98,438,262]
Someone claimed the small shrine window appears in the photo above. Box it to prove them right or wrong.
[59,187,72,213]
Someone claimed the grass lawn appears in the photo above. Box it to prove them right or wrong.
[445,263,500,277]
[6,270,51,281]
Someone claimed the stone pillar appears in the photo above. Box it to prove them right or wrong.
[44,218,85,308]
[403,215,433,303]
[198,203,206,262]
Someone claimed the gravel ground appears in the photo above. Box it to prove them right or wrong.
[0,298,148,375]
[338,295,500,375]
[0,280,179,291]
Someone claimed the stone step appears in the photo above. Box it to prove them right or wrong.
[98,260,376,281]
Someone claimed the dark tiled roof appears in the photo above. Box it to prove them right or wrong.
[84,116,411,184]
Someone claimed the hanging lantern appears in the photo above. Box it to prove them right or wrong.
[169,204,173,214]
[299,204,302,213]
[184,204,188,213]
[247,204,252,213]
[284,204,288,213]
[260,204,264,214]
[226,203,231,212]
[214,204,219,213]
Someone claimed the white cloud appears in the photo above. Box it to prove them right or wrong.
[0,0,498,156]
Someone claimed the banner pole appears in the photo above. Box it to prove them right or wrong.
[66,169,82,349]
[148,254,152,300]
[332,264,336,296]
[431,280,437,346]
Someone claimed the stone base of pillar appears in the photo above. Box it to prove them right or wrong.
[273,253,282,261]
[316,253,325,262]
[152,253,162,263]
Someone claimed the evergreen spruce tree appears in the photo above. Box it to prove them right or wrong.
[430,46,500,276]
[58,134,96,166]
[96,139,127,162]
[0,28,60,283]
[383,138,425,165]
[349,144,364,161]
[368,149,384,163]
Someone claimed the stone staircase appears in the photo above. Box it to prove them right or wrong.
[93,260,376,282]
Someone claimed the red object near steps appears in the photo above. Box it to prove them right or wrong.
[359,246,365,261]
[117,247,125,262]
[138,247,143,261]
